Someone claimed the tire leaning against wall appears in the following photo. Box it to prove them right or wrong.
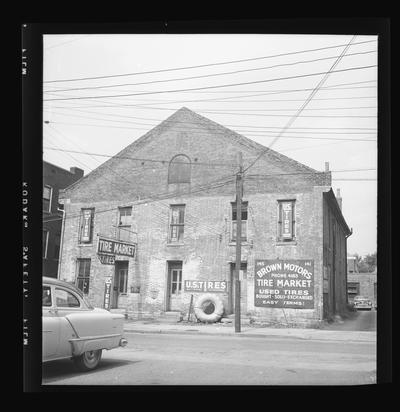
[194,293,224,323]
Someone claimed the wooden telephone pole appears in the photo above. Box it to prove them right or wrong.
[234,152,243,333]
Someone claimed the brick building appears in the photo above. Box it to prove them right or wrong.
[43,161,84,277]
[58,107,351,326]
[347,257,377,307]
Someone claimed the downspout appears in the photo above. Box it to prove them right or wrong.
[344,228,353,305]
[57,205,66,280]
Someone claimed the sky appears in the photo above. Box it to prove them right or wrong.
[42,33,378,257]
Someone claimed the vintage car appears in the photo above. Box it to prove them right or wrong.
[42,277,127,371]
[352,295,373,311]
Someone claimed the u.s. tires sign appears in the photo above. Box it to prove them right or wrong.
[254,260,314,309]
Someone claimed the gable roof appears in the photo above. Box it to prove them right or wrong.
[61,107,327,196]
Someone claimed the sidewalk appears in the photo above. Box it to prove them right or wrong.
[123,319,376,343]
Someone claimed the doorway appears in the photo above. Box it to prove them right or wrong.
[111,261,129,309]
[228,262,247,315]
[166,261,183,311]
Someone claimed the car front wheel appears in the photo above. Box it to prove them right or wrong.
[73,349,102,371]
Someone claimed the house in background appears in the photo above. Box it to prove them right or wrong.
[43,161,84,278]
[57,107,351,327]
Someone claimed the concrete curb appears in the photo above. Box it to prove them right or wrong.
[123,325,376,343]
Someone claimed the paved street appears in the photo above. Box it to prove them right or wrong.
[42,331,376,386]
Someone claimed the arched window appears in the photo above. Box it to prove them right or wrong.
[168,154,191,184]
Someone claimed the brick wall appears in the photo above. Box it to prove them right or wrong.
[58,108,343,326]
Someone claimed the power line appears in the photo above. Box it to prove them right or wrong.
[43,81,377,109]
[44,109,377,135]
[43,64,377,101]
[43,175,236,224]
[43,39,377,83]
[43,49,377,93]
[243,35,358,173]
[43,106,377,131]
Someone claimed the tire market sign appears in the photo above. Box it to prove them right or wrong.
[254,260,314,309]
[97,236,136,261]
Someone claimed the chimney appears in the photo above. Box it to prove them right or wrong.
[336,188,342,211]
[325,162,329,172]
[70,167,84,179]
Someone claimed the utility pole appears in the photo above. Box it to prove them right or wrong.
[234,152,243,333]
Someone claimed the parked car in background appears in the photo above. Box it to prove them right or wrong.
[42,277,127,371]
[352,295,373,311]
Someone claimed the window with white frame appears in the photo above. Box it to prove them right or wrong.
[169,205,185,242]
[231,201,248,241]
[118,206,132,242]
[43,185,52,212]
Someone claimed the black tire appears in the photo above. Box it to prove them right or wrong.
[73,349,102,371]
[194,293,224,323]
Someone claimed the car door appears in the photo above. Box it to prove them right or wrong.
[42,285,61,361]
[53,286,89,358]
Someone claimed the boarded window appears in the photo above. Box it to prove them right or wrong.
[278,200,296,241]
[168,155,191,184]
[79,208,94,243]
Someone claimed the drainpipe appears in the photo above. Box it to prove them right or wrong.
[344,228,353,306]
[57,205,66,280]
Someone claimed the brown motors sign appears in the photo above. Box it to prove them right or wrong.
[254,260,314,309]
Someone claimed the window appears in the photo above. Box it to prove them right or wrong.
[76,258,91,294]
[53,233,60,259]
[42,230,49,258]
[231,201,248,241]
[79,208,94,243]
[55,288,80,308]
[348,282,360,302]
[42,286,52,307]
[118,206,132,242]
[278,200,296,241]
[168,154,191,184]
[43,185,52,212]
[169,205,185,242]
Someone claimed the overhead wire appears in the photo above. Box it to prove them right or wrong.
[43,38,377,83]
[43,49,377,94]
[43,64,378,101]
[243,35,361,173]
